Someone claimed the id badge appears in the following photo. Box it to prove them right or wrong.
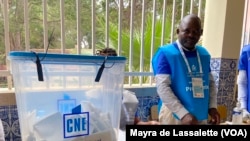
[192,77,204,98]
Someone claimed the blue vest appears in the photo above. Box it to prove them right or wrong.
[153,43,211,121]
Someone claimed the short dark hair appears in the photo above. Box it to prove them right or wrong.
[96,48,117,56]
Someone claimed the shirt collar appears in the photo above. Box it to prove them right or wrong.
[176,40,196,52]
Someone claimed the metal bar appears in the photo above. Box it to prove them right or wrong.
[170,0,176,42]
[161,0,167,46]
[118,0,123,56]
[181,0,185,19]
[139,0,146,85]
[92,0,96,54]
[240,0,249,50]
[3,0,12,90]
[124,72,154,76]
[106,0,110,48]
[60,0,66,53]
[190,0,193,14]
[129,0,135,86]
[198,0,202,17]
[43,0,48,52]
[150,0,157,85]
[76,0,81,54]
[0,70,11,76]
[24,0,30,51]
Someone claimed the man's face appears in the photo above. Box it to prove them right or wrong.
[177,20,203,50]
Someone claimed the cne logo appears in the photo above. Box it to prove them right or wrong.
[63,112,89,138]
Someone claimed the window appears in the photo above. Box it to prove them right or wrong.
[0,0,206,89]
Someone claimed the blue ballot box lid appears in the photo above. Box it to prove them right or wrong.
[8,51,127,82]
[8,51,126,64]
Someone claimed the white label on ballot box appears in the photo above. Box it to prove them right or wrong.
[63,112,115,140]
[64,112,90,138]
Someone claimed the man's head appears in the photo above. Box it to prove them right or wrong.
[96,48,117,56]
[176,14,203,50]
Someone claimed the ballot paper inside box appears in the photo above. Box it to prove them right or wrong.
[8,51,126,141]
[28,102,117,141]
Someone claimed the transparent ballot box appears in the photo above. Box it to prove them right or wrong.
[8,51,126,141]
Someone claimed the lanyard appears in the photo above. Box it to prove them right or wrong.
[177,43,203,74]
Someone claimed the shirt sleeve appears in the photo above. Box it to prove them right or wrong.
[155,74,189,120]
[153,49,188,120]
[152,49,171,75]
[237,70,248,109]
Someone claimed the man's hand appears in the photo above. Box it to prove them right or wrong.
[181,113,198,125]
[208,108,220,125]
[136,120,160,125]
[148,120,161,125]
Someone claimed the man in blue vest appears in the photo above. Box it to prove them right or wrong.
[152,14,220,125]
[237,44,250,123]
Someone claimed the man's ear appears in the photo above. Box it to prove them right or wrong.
[200,29,203,35]
[176,28,179,34]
